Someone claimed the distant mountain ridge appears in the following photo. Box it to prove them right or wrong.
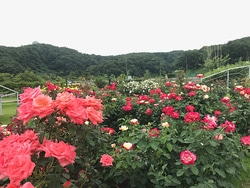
[0,36,249,78]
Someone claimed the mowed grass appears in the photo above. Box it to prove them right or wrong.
[0,99,18,125]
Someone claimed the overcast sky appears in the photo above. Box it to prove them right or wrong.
[0,0,249,56]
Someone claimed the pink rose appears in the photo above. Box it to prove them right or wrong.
[180,150,197,165]
[42,138,76,167]
[65,99,88,124]
[214,134,224,140]
[81,96,103,111]
[17,102,36,125]
[6,154,35,184]
[21,182,35,188]
[32,94,55,118]
[100,154,114,167]
[19,86,42,104]
[241,135,250,146]
[220,120,236,133]
[86,107,103,125]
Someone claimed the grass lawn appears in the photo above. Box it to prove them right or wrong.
[0,100,18,125]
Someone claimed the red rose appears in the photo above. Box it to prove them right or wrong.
[196,74,204,78]
[149,128,160,138]
[101,127,115,135]
[145,108,153,115]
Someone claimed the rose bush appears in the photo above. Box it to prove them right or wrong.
[100,80,250,187]
[0,80,250,187]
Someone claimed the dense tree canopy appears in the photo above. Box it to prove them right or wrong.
[0,36,249,79]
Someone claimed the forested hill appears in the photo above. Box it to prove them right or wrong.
[0,36,250,78]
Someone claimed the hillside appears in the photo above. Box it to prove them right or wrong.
[0,36,250,78]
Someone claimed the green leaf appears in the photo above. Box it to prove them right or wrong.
[116,161,123,168]
[176,169,185,177]
[191,166,199,175]
[215,168,226,178]
[225,167,235,174]
[167,143,172,152]
[207,179,214,184]
[150,142,158,150]
[39,131,45,144]
[162,164,168,170]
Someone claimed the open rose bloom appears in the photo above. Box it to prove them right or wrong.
[100,154,114,167]
[180,150,197,165]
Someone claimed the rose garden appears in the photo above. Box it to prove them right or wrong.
[0,77,250,188]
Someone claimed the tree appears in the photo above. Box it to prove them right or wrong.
[203,46,230,71]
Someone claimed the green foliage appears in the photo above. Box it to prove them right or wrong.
[1,36,250,82]
[1,79,250,187]
[99,79,250,187]
[204,54,230,71]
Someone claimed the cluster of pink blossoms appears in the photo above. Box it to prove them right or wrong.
[0,130,76,188]
[17,86,103,125]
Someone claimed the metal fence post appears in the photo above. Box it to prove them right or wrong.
[227,70,229,88]
[249,66,250,79]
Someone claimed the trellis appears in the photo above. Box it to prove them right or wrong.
[201,65,250,88]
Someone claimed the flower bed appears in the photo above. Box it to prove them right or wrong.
[0,81,250,188]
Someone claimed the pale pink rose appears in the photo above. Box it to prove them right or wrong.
[162,122,170,128]
[19,86,42,103]
[56,116,67,126]
[100,154,114,167]
[32,94,55,118]
[214,134,224,140]
[42,138,76,167]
